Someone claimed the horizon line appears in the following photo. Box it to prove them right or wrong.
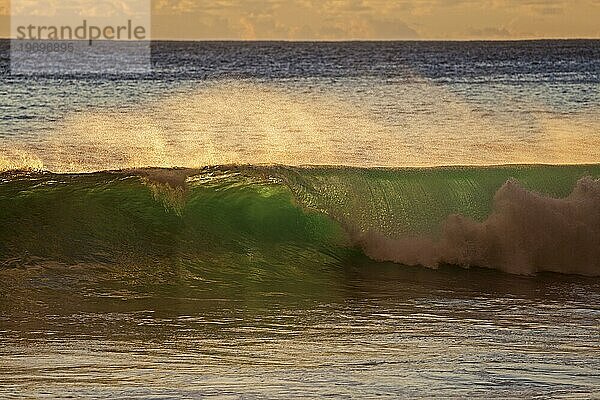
[1,37,599,42]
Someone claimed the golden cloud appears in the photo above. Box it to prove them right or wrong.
[1,0,599,39]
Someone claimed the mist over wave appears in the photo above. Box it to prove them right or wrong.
[2,81,600,173]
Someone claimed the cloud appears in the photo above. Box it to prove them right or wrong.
[468,26,512,38]
[367,17,419,39]
[152,0,419,40]
[2,0,599,39]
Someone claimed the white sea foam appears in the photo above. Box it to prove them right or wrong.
[356,177,600,276]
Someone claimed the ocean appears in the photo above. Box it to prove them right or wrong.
[1,40,599,397]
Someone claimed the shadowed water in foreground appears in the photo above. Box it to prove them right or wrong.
[1,260,599,398]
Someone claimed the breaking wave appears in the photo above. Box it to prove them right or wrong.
[1,164,599,276]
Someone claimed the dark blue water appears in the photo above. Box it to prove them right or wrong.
[4,40,598,79]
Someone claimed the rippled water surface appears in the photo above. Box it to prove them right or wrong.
[1,262,599,398]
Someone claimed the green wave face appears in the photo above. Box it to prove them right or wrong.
[0,170,346,269]
[282,164,600,237]
[1,164,600,276]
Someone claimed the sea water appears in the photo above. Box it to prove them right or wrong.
[0,40,599,397]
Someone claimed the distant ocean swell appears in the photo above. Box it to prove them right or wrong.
[1,164,599,276]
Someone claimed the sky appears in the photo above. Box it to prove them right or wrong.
[1,0,600,40]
